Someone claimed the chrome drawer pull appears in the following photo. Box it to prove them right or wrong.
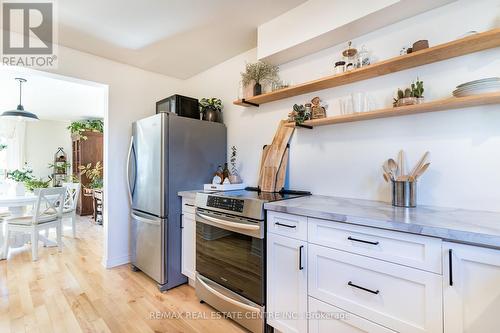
[275,222,296,228]
[347,236,379,245]
[347,281,380,295]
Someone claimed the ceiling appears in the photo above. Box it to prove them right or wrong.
[0,69,106,121]
[56,0,306,79]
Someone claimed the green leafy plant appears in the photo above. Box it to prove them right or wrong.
[292,104,308,125]
[411,79,424,98]
[68,119,104,140]
[24,178,50,192]
[48,161,71,174]
[78,162,103,189]
[7,167,33,183]
[199,98,223,113]
[241,61,280,87]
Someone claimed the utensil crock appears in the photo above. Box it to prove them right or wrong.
[392,180,417,208]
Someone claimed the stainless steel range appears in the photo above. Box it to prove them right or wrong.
[194,188,310,333]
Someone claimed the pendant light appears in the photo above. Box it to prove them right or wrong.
[1,77,39,121]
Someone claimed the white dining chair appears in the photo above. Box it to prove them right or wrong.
[1,187,66,261]
[62,182,81,238]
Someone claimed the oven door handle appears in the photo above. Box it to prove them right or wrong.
[196,275,259,312]
[196,212,260,231]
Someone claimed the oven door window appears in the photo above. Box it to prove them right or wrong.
[196,222,264,305]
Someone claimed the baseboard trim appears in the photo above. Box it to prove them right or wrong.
[103,254,130,268]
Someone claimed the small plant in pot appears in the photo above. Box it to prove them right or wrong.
[241,61,280,96]
[7,167,33,196]
[411,79,424,103]
[393,78,425,107]
[199,98,222,122]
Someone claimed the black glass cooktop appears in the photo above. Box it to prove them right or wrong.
[213,187,311,203]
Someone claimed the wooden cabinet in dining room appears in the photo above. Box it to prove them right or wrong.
[72,131,103,216]
[443,242,500,333]
[266,232,308,333]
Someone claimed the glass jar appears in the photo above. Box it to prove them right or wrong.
[334,61,346,74]
[356,45,370,68]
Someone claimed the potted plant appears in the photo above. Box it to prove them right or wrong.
[411,78,425,104]
[7,167,33,196]
[393,78,425,107]
[67,119,104,140]
[48,161,71,174]
[199,98,222,122]
[24,178,51,192]
[241,61,280,96]
[78,161,103,196]
[228,146,242,184]
[288,104,309,125]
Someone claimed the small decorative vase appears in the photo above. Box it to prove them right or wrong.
[229,175,242,184]
[203,108,220,122]
[15,182,25,196]
[416,97,425,104]
[253,82,262,96]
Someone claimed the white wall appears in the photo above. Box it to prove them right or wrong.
[25,120,72,179]
[42,44,183,267]
[184,0,500,212]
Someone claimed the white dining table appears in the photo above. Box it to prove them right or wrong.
[0,193,58,259]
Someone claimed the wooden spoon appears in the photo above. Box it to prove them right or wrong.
[383,173,391,183]
[387,159,398,178]
[398,150,405,179]
[415,162,430,179]
[410,151,430,178]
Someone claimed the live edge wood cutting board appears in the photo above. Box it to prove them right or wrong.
[258,120,295,192]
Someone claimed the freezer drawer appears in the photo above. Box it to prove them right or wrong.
[131,211,165,284]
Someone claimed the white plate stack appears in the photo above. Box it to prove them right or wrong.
[453,77,500,97]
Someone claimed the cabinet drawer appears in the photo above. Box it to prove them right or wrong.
[267,211,307,241]
[308,297,397,333]
[308,218,442,274]
[309,244,442,333]
[182,198,195,214]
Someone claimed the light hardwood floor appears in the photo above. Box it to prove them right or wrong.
[0,216,247,333]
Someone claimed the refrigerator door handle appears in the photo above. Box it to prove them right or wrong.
[131,211,161,225]
[126,136,136,203]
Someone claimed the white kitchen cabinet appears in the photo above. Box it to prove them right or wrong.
[181,211,196,280]
[308,297,397,333]
[308,217,442,273]
[267,232,308,333]
[443,242,500,333]
[308,243,442,333]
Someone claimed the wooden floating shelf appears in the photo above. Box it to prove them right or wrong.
[284,93,500,128]
[234,28,500,107]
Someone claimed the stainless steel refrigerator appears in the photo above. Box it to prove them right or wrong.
[127,112,226,291]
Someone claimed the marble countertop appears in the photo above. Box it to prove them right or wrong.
[264,195,500,249]
[178,190,201,200]
[178,190,217,200]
